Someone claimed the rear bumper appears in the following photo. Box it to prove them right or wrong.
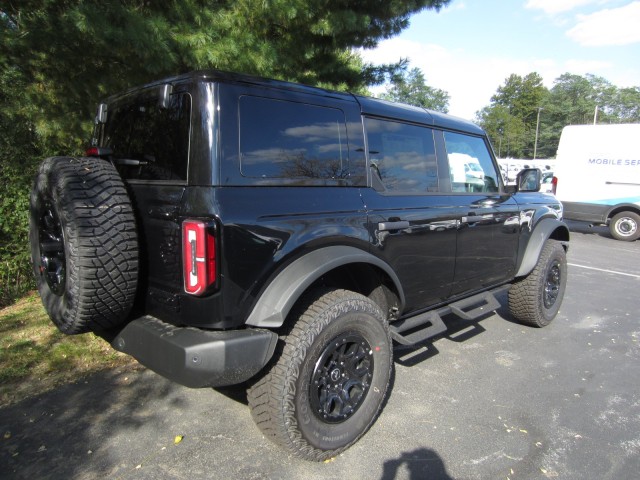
[111,316,278,388]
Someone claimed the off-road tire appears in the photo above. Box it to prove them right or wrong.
[247,289,393,461]
[609,211,640,241]
[509,239,567,327]
[29,156,138,334]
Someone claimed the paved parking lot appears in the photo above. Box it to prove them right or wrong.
[1,221,639,479]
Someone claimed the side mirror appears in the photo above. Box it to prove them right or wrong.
[516,168,542,192]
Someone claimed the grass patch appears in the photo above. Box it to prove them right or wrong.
[0,292,137,406]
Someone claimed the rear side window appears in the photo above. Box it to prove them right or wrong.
[102,93,191,181]
[365,118,438,193]
[444,131,499,193]
[239,96,347,180]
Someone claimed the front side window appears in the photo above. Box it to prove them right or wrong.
[365,118,438,193]
[103,93,191,181]
[239,96,348,180]
[444,131,499,193]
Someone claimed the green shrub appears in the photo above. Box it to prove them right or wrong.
[0,162,36,307]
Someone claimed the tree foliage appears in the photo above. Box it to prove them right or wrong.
[476,104,526,158]
[0,0,451,306]
[476,73,546,158]
[380,67,450,112]
[0,67,40,305]
[1,0,450,148]
[476,72,640,159]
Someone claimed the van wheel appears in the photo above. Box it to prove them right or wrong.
[29,157,138,334]
[247,289,393,461]
[508,240,567,327]
[610,211,640,241]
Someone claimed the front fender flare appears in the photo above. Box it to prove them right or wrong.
[515,218,570,278]
[245,246,405,328]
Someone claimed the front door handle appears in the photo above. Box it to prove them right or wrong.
[378,220,410,231]
[461,215,486,223]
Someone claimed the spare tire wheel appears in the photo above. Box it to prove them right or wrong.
[29,156,138,334]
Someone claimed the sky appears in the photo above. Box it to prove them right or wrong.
[359,0,640,120]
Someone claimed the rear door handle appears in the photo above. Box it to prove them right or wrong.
[378,221,410,231]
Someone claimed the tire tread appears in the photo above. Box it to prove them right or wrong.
[508,239,565,327]
[30,156,138,334]
[247,289,392,461]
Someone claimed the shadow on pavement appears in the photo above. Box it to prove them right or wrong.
[381,447,453,480]
[0,367,177,479]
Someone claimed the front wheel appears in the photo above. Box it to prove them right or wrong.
[610,211,640,241]
[247,289,393,461]
[509,240,567,327]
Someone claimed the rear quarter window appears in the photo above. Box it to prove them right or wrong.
[239,96,348,181]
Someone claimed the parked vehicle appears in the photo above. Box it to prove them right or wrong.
[540,171,556,194]
[29,70,569,461]
[554,124,640,241]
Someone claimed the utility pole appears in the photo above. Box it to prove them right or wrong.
[533,107,543,160]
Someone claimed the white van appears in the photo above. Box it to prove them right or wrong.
[448,152,485,191]
[554,124,640,241]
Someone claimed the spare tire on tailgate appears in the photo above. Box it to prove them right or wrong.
[29,156,139,334]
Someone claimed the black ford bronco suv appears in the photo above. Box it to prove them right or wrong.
[30,70,569,461]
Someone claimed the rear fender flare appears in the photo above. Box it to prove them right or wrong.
[245,246,405,328]
[515,218,570,278]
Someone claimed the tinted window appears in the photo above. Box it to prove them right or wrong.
[103,93,191,181]
[365,118,438,193]
[444,131,499,193]
[239,96,347,179]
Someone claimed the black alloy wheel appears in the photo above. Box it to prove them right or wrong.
[310,332,374,423]
[543,259,562,309]
[38,202,66,296]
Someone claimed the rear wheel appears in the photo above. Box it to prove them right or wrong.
[609,211,640,241]
[247,289,393,461]
[29,157,138,334]
[509,240,567,327]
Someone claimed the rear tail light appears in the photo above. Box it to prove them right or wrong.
[182,220,216,295]
[551,176,558,195]
[85,147,113,157]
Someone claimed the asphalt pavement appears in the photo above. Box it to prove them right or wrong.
[1,220,639,479]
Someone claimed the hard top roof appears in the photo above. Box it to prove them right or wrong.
[103,69,484,135]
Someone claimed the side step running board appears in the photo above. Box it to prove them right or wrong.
[389,311,447,346]
[389,286,509,346]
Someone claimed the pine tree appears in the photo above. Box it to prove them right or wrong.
[1,0,450,148]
